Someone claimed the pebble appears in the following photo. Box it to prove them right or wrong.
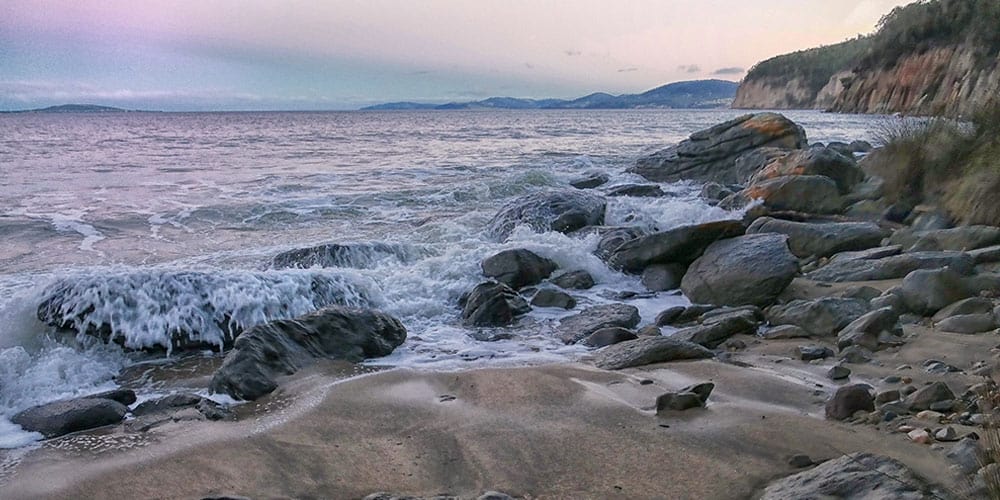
[898,425,916,432]
[883,375,902,384]
[827,365,851,380]
[929,400,955,412]
[908,429,932,444]
[915,410,945,421]
[897,364,912,371]
[934,427,958,442]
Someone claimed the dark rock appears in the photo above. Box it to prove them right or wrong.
[825,385,874,420]
[657,304,716,326]
[969,244,1000,264]
[932,297,996,322]
[839,345,874,364]
[197,399,231,421]
[607,220,745,273]
[481,249,557,289]
[724,338,747,350]
[556,303,640,344]
[12,397,127,438]
[672,311,759,348]
[906,382,956,412]
[629,113,807,184]
[766,297,870,337]
[700,182,734,203]
[462,281,531,327]
[655,306,686,326]
[805,251,975,282]
[210,306,407,400]
[641,263,685,292]
[681,234,799,307]
[748,147,864,194]
[549,270,595,290]
[486,190,606,241]
[132,393,203,416]
[828,365,851,380]
[760,453,941,499]
[637,325,662,337]
[606,184,666,197]
[581,327,637,348]
[800,345,834,361]
[569,171,609,189]
[947,437,990,475]
[84,389,137,406]
[592,337,714,370]
[849,140,873,153]
[530,289,576,310]
[899,267,975,316]
[909,210,953,231]
[788,454,814,468]
[746,217,887,258]
[270,242,426,269]
[655,392,705,412]
[699,305,764,323]
[891,225,1000,253]
[594,226,646,261]
[836,307,900,351]
[728,175,844,215]
[876,390,900,404]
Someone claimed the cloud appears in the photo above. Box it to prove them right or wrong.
[677,64,701,73]
[712,67,745,75]
[564,49,582,56]
[617,67,639,73]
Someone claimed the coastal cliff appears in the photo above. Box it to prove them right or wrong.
[734,0,1000,116]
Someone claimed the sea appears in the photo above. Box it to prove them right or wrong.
[0,108,888,449]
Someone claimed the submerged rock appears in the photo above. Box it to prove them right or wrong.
[760,453,942,499]
[486,190,606,241]
[556,303,640,344]
[12,397,127,438]
[481,249,557,289]
[569,171,610,189]
[681,234,799,307]
[746,217,887,258]
[210,306,406,400]
[530,289,576,310]
[461,281,531,327]
[270,242,427,269]
[605,184,666,197]
[592,337,714,370]
[629,113,807,184]
[549,270,595,290]
[607,220,745,273]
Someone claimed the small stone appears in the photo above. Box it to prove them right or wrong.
[901,385,917,396]
[883,375,902,384]
[683,382,715,403]
[883,411,898,422]
[901,376,913,383]
[638,379,654,385]
[929,399,955,412]
[827,365,851,380]
[898,424,915,432]
[934,427,959,442]
[800,345,834,361]
[637,325,662,337]
[725,338,747,351]
[897,364,912,370]
[916,410,945,421]
[908,429,932,444]
[788,454,813,468]
[839,345,873,364]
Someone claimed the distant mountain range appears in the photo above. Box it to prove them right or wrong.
[361,79,738,111]
[1,104,135,113]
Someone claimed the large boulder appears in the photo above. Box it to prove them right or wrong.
[593,226,647,262]
[461,281,531,327]
[825,384,874,420]
[748,147,864,194]
[746,217,888,258]
[480,249,557,289]
[629,113,807,184]
[760,453,942,499]
[766,298,870,337]
[890,225,1000,252]
[805,251,975,282]
[731,175,844,214]
[12,397,128,438]
[607,220,745,273]
[270,242,426,269]
[486,190,606,241]
[210,306,407,400]
[556,303,641,344]
[592,337,714,370]
[681,234,799,307]
[898,268,975,316]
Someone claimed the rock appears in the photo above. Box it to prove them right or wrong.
[969,244,1000,264]
[641,264,685,292]
[592,337,714,370]
[481,249,557,289]
[594,226,646,261]
[828,365,851,380]
[937,314,997,334]
[909,210,953,231]
[630,113,807,185]
[607,220,745,273]
[530,289,576,310]
[606,184,666,197]
[486,190,606,241]
[840,285,883,302]
[730,175,844,215]
[581,327,637,348]
[916,410,945,421]
[549,270,595,290]
[899,267,975,316]
[766,297,870,337]
[700,182,734,203]
[84,389,137,406]
[825,384,874,420]
[478,492,515,500]
[849,140,873,153]
[908,429,933,444]
[843,176,885,205]
[806,251,974,282]
[870,288,906,314]
[748,147,864,194]
[12,397,127,438]
[658,304,716,326]
[800,345,834,361]
[845,199,889,220]
[760,453,940,499]
[947,437,990,475]
[655,392,705,413]
[836,307,900,351]
[209,306,407,400]
[569,171,609,189]
[905,382,956,412]
[839,345,874,364]
[788,454,814,468]
[672,310,759,348]
[655,306,687,326]
[681,234,799,308]
[933,297,996,321]
[934,427,959,442]
[556,303,640,344]
[724,338,747,350]
[746,217,887,258]
[461,281,531,327]
[132,393,203,416]
[891,225,1000,252]
[827,245,903,264]
[270,242,425,270]
[876,390,900,404]
[637,325,662,337]
[700,305,764,323]
[760,324,810,339]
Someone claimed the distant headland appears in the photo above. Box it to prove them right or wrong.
[361,79,738,111]
[0,104,145,113]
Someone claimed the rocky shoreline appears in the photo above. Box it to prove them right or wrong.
[5,111,1000,499]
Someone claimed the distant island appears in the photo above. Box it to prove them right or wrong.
[361,79,738,111]
[1,104,136,113]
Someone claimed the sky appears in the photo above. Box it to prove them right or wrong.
[0,0,913,111]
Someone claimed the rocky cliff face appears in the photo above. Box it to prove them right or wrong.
[735,44,1000,116]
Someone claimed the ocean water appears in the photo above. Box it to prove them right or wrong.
[0,109,887,447]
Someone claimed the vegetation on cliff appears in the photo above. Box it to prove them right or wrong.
[742,37,870,100]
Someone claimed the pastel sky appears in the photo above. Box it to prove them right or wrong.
[0,0,912,111]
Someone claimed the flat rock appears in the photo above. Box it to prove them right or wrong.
[681,234,799,307]
[530,289,576,310]
[760,324,810,339]
[760,452,942,499]
[828,245,902,264]
[766,297,870,337]
[132,393,203,417]
[593,226,646,262]
[891,225,1000,252]
[746,217,887,258]
[12,397,127,438]
[607,220,745,273]
[461,281,531,327]
[556,303,640,344]
[629,113,806,184]
[210,306,407,400]
[481,249,557,289]
[805,251,974,282]
[592,337,714,370]
[486,190,606,241]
